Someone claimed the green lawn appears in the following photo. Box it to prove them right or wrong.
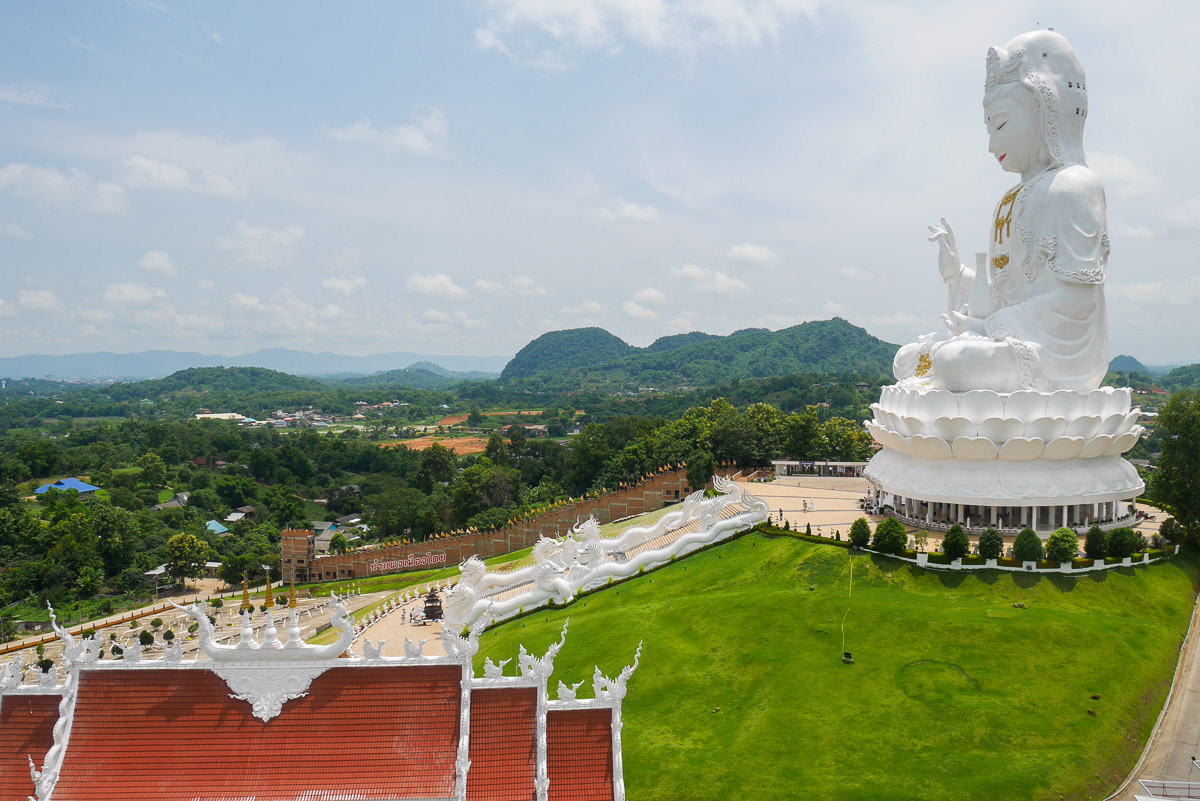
[475,530,1200,801]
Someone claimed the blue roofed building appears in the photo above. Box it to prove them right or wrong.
[34,477,100,496]
[206,520,230,536]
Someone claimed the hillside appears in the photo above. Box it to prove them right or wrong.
[501,318,897,388]
[645,331,720,353]
[336,365,498,390]
[1110,354,1147,373]
[476,530,1199,801]
[104,367,327,400]
[1160,363,1200,392]
[500,327,636,380]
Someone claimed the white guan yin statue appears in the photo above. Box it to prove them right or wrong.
[864,31,1144,536]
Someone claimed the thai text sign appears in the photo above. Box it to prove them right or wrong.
[368,552,447,573]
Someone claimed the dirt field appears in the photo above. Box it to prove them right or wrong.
[381,436,491,454]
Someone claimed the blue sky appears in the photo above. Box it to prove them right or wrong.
[1,1,1197,364]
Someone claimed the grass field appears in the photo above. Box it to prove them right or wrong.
[475,529,1200,801]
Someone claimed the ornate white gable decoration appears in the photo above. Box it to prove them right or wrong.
[170,594,358,722]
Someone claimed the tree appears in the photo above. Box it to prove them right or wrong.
[849,517,871,549]
[1151,390,1200,540]
[1107,526,1141,558]
[872,517,908,554]
[415,443,457,493]
[165,532,209,585]
[467,409,484,427]
[1045,528,1079,563]
[138,452,167,488]
[685,450,714,493]
[1159,517,1184,544]
[784,407,821,459]
[1084,525,1107,559]
[328,531,349,555]
[1013,528,1044,562]
[977,527,1004,560]
[942,524,970,561]
[138,629,154,647]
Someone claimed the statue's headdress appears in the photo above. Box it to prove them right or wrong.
[984,30,1089,168]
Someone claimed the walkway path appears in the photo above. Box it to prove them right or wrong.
[1110,595,1200,799]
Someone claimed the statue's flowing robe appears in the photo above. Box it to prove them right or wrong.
[943,164,1110,392]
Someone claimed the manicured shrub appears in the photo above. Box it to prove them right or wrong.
[138,630,154,647]
[151,618,163,630]
[1107,527,1140,558]
[962,555,987,565]
[942,525,970,561]
[997,557,1023,568]
[1013,528,1044,562]
[1159,517,1183,543]
[1084,525,1107,559]
[1045,528,1080,563]
[926,552,950,565]
[977,527,1004,560]
[849,518,871,549]
[1073,558,1095,568]
[872,518,908,554]
[805,522,812,536]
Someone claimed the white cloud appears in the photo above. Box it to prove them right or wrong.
[622,300,657,319]
[78,308,112,323]
[196,279,216,290]
[474,0,820,57]
[824,300,847,316]
[406,272,466,297]
[665,315,695,332]
[1,223,31,239]
[322,276,367,294]
[422,308,485,329]
[0,298,11,317]
[1113,223,1154,240]
[475,278,503,292]
[669,263,749,295]
[602,198,659,222]
[1089,151,1152,195]
[118,155,238,197]
[232,293,265,311]
[0,163,126,213]
[217,221,304,267]
[760,313,800,329]
[728,242,778,266]
[1108,275,1200,307]
[633,287,667,305]
[103,282,166,305]
[18,290,58,310]
[563,300,605,316]
[1167,198,1200,230]
[139,250,177,276]
[0,86,65,109]
[208,31,223,44]
[329,109,448,155]
[512,275,550,296]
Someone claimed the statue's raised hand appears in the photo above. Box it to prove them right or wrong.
[928,217,962,281]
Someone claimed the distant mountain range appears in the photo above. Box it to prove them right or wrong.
[0,348,507,380]
[500,319,898,386]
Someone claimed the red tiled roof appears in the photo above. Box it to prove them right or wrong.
[52,665,462,801]
[547,708,613,801]
[467,687,537,801]
[0,693,60,801]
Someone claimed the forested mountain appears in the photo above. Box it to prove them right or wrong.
[500,318,897,389]
[501,328,636,380]
[1160,364,1200,392]
[1110,355,1147,373]
[335,365,496,390]
[645,332,720,353]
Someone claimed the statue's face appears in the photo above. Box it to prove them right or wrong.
[984,84,1046,177]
